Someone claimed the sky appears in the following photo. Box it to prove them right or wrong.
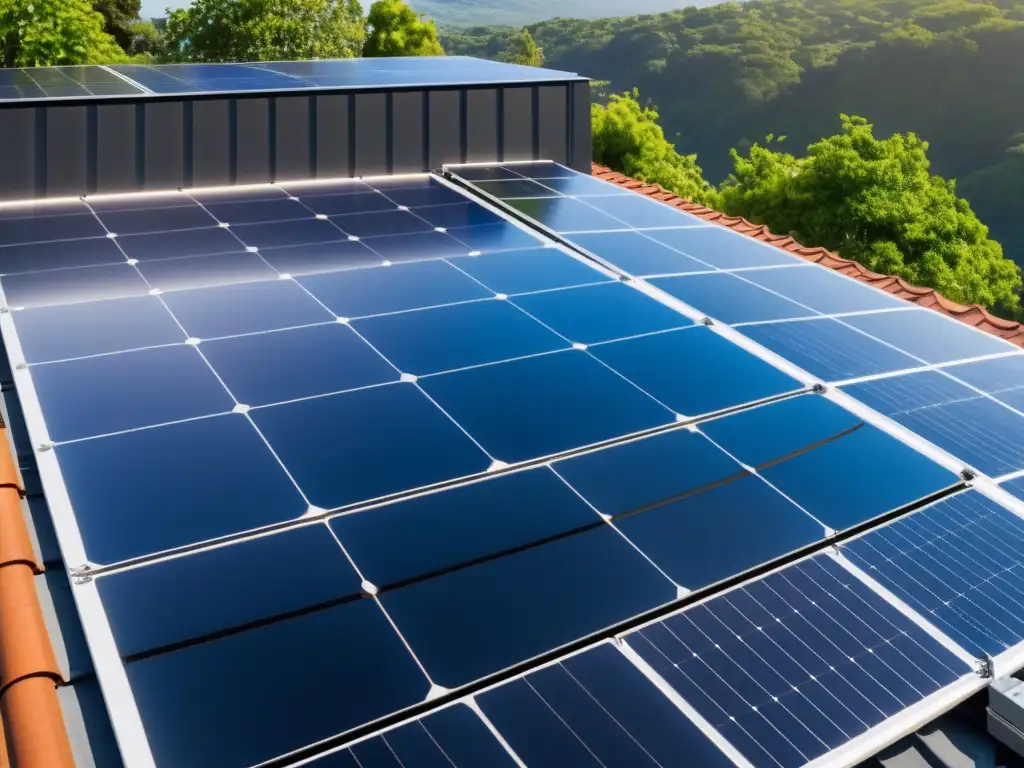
[142,0,188,18]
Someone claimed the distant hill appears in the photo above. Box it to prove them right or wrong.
[444,0,1024,267]
[413,0,690,26]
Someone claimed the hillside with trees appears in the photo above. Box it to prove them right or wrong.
[443,0,1024,268]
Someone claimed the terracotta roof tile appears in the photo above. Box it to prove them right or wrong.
[591,162,1024,348]
[0,426,74,768]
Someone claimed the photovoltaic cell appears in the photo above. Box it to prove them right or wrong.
[445,222,544,253]
[308,704,517,767]
[842,490,1024,658]
[943,354,1024,412]
[446,247,611,295]
[0,236,126,275]
[641,227,804,270]
[417,349,674,463]
[506,196,631,233]
[257,239,386,276]
[841,309,1016,364]
[626,555,970,768]
[477,643,736,768]
[700,395,958,531]
[740,317,921,381]
[511,281,692,345]
[134,251,278,291]
[587,326,802,418]
[0,66,145,100]
[584,194,711,230]
[844,371,1024,477]
[650,272,812,324]
[569,230,711,276]
[740,265,908,315]
[56,413,308,564]
[0,212,106,246]
[359,231,472,263]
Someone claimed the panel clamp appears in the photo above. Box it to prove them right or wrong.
[70,564,94,585]
[978,653,994,678]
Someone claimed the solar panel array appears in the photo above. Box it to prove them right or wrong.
[0,57,581,102]
[3,160,1023,768]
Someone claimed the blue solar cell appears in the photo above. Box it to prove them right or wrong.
[280,180,374,198]
[0,212,106,245]
[202,323,397,406]
[569,230,710,276]
[626,556,969,768]
[112,63,308,95]
[511,282,691,344]
[229,217,342,249]
[125,598,428,768]
[741,265,907,315]
[845,371,1024,476]
[55,413,307,564]
[499,162,577,179]
[298,260,492,318]
[583,195,706,229]
[160,279,334,338]
[135,251,277,291]
[331,209,434,238]
[701,395,958,530]
[12,295,185,363]
[299,192,397,217]
[188,186,290,204]
[554,428,822,589]
[352,299,566,376]
[446,222,544,253]
[651,272,813,324]
[945,355,1024,411]
[116,225,242,261]
[842,309,1016,364]
[474,179,555,199]
[448,248,608,295]
[0,236,126,275]
[740,317,921,381]
[0,201,89,219]
[250,382,490,509]
[322,704,516,768]
[8,262,151,316]
[451,166,525,181]
[97,205,218,235]
[478,644,735,768]
[362,231,471,263]
[331,467,598,588]
[506,197,628,233]
[99,524,360,656]
[643,227,804,269]
[380,184,467,208]
[257,239,385,276]
[381,525,675,687]
[418,349,673,463]
[87,193,192,212]
[200,198,311,225]
[32,345,234,442]
[532,175,634,197]
[589,327,802,417]
[412,202,503,229]
[843,491,1024,657]
[1002,477,1024,502]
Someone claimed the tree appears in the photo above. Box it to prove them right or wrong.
[163,0,365,63]
[501,27,542,67]
[591,90,714,204]
[718,115,1022,312]
[127,19,161,58]
[93,0,141,53]
[363,0,444,57]
[1,0,126,66]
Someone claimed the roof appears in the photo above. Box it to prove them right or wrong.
[591,162,1024,348]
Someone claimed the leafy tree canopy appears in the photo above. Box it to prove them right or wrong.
[93,0,140,53]
[501,27,542,66]
[1,0,126,66]
[163,0,365,63]
[718,116,1022,311]
[592,89,714,204]
[363,0,444,57]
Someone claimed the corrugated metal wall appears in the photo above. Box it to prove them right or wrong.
[0,82,591,201]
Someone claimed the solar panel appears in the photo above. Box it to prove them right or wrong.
[0,58,583,103]
[6,163,1012,767]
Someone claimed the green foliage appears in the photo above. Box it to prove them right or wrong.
[163,0,365,63]
[93,0,140,52]
[592,90,714,204]
[363,0,444,57]
[501,27,542,66]
[1,0,126,66]
[718,115,1022,311]
[127,19,160,57]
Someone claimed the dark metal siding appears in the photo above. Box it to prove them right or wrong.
[0,81,590,201]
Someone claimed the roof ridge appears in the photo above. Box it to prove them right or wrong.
[590,162,1024,348]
